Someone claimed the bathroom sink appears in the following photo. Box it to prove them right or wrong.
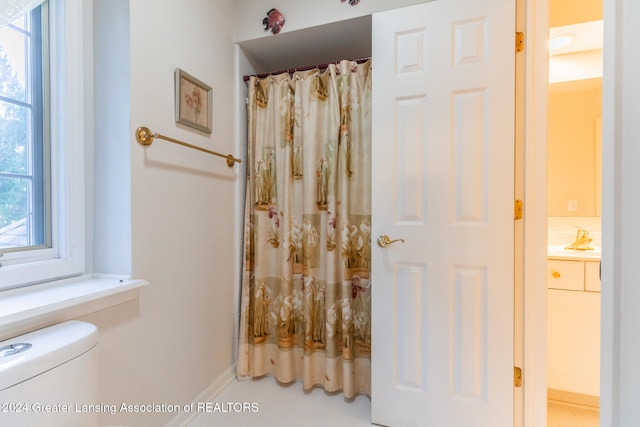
[548,245,601,260]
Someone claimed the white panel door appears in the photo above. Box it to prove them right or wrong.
[371,1,515,426]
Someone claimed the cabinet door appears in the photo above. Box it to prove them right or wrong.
[547,260,584,291]
[585,261,601,292]
[547,289,601,395]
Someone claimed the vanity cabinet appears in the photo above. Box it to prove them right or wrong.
[547,258,601,398]
[547,259,600,292]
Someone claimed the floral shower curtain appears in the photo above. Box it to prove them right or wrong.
[238,59,372,398]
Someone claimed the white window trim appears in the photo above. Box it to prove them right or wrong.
[0,0,144,339]
[0,275,147,340]
[0,0,87,289]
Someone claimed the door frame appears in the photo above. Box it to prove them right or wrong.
[521,0,550,424]
[523,0,616,426]
[524,0,640,422]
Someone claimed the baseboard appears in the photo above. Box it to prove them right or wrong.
[165,364,236,427]
[547,388,599,409]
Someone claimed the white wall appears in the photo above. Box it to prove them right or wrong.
[79,0,238,425]
[92,0,131,275]
[233,0,428,42]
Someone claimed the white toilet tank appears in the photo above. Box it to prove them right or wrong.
[0,320,98,427]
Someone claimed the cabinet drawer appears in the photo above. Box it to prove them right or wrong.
[547,260,584,291]
[585,261,601,292]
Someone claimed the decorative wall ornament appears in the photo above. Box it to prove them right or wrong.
[263,8,285,34]
[341,0,361,5]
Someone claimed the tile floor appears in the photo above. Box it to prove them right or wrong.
[188,378,372,427]
[188,378,599,427]
[547,401,599,427]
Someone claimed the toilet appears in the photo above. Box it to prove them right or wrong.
[0,320,99,427]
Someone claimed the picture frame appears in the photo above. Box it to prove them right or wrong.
[175,68,212,133]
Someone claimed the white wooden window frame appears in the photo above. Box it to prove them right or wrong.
[0,0,88,290]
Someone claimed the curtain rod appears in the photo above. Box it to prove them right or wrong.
[242,56,371,82]
[135,127,241,168]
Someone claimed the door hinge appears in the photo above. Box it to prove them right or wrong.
[514,366,523,387]
[514,199,523,220]
[516,32,525,53]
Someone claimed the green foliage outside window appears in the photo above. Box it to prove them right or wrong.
[0,45,28,230]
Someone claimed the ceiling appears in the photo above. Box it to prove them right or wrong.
[549,20,603,84]
[549,20,603,56]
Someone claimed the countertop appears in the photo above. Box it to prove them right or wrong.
[548,245,601,261]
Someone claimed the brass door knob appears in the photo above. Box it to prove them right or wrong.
[552,271,561,278]
[377,235,405,248]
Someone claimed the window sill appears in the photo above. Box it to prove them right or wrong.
[0,274,148,340]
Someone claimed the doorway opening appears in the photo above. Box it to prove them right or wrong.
[545,0,603,426]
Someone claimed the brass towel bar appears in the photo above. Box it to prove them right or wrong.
[135,126,241,168]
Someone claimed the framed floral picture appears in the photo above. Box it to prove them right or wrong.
[175,68,212,133]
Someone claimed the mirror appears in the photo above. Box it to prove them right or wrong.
[547,78,601,216]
